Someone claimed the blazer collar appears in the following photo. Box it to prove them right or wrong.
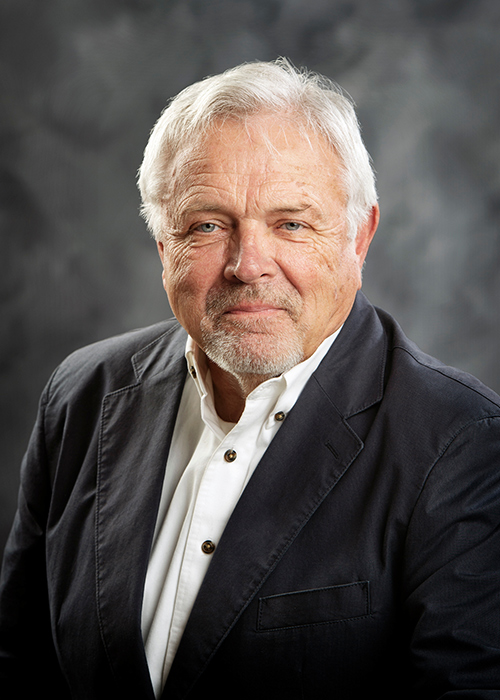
[313,291,387,419]
[128,291,386,417]
[131,320,188,383]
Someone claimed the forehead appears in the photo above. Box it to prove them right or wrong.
[165,114,346,212]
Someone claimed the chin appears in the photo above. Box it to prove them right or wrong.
[203,330,304,378]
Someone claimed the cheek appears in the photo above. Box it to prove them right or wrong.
[280,241,342,291]
[163,237,226,282]
[299,244,360,307]
[161,242,223,323]
[161,249,196,316]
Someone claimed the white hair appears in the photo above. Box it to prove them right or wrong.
[138,58,377,240]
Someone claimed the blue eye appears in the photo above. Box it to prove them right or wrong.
[197,222,218,233]
[282,222,302,231]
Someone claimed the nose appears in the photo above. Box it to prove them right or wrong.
[224,223,279,283]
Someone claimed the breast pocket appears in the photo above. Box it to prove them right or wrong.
[257,581,371,631]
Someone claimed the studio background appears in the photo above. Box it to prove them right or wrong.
[1,0,499,554]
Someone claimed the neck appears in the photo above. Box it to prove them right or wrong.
[208,360,277,423]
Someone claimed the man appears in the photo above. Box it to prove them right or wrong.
[1,59,499,699]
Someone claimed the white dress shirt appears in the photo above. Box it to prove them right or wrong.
[141,329,341,697]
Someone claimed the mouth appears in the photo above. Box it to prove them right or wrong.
[205,284,301,326]
[223,303,287,317]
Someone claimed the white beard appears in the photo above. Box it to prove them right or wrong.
[200,284,307,378]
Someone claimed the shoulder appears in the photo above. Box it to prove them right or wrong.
[43,318,187,405]
[375,304,500,422]
[320,293,500,427]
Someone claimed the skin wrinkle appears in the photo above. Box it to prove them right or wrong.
[156,114,378,421]
[161,112,344,235]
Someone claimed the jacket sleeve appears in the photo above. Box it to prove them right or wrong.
[0,378,70,698]
[403,415,500,698]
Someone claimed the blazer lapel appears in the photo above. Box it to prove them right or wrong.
[94,324,187,693]
[165,294,386,699]
[165,381,363,698]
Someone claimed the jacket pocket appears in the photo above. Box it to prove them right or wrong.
[257,581,371,631]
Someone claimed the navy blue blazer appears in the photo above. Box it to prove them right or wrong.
[1,292,500,699]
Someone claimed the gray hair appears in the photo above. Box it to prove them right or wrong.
[138,58,377,240]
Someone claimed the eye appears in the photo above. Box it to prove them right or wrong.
[196,222,219,233]
[280,221,303,231]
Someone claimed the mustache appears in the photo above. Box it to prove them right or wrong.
[205,284,302,319]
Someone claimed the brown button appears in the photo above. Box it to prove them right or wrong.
[274,411,286,422]
[224,449,237,462]
[201,540,216,554]
[189,366,197,379]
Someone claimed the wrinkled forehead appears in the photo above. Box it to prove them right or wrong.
[157,116,349,237]
[162,113,345,201]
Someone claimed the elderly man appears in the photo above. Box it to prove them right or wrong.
[1,60,499,699]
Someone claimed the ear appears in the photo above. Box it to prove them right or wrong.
[355,204,379,268]
[156,240,168,290]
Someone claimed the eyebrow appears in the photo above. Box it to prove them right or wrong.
[181,203,315,217]
[180,203,227,217]
[269,204,313,214]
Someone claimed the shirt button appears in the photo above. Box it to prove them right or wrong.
[189,366,197,379]
[201,540,216,554]
[274,411,286,422]
[224,449,237,462]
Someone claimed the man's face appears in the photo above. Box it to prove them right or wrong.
[157,114,377,378]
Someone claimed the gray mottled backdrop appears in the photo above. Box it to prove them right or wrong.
[1,0,499,553]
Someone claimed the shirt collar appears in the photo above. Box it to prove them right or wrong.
[184,327,342,433]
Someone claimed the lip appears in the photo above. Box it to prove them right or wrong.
[223,304,285,315]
